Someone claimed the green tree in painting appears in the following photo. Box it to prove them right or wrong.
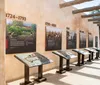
[13,20,23,27]
[7,20,36,38]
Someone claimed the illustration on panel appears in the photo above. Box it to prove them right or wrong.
[45,26,62,51]
[66,28,76,49]
[88,33,93,47]
[79,31,86,48]
[95,36,98,47]
[6,19,36,54]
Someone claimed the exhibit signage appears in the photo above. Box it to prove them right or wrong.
[79,31,86,48]
[14,52,52,67]
[6,19,36,54]
[66,28,76,49]
[6,13,26,21]
[88,33,93,47]
[95,36,98,47]
[45,26,62,51]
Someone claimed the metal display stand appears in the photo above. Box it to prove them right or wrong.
[92,47,100,59]
[52,51,77,74]
[20,65,34,85]
[35,65,47,82]
[72,49,90,66]
[84,48,97,61]
[15,52,53,84]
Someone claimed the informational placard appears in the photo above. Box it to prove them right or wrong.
[79,31,86,48]
[15,52,52,67]
[88,33,93,47]
[45,26,62,51]
[95,36,98,47]
[66,28,76,49]
[6,19,36,54]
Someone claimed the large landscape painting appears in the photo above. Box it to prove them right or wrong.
[66,29,76,49]
[6,19,36,54]
[79,31,86,48]
[88,33,93,47]
[95,36,98,47]
[45,26,62,51]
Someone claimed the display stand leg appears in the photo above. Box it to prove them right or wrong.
[76,53,82,66]
[35,65,47,82]
[81,55,85,65]
[56,57,66,74]
[91,52,94,60]
[99,51,100,58]
[95,51,99,59]
[20,65,34,85]
[87,53,92,62]
[64,59,72,71]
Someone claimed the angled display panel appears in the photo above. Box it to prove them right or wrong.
[14,52,52,67]
[79,31,86,48]
[45,26,62,51]
[6,19,36,54]
[66,28,76,49]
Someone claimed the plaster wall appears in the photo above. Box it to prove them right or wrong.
[5,0,99,82]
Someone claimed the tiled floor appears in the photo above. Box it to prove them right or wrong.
[8,60,100,85]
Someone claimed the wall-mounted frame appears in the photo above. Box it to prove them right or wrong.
[88,33,93,47]
[6,19,36,54]
[95,36,98,47]
[45,26,62,51]
[66,27,76,49]
[79,31,86,48]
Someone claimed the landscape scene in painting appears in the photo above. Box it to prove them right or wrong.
[95,36,98,47]
[45,26,62,51]
[66,29,76,49]
[79,31,86,48]
[88,33,93,47]
[6,19,36,54]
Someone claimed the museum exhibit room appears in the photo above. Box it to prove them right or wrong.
[1,0,100,85]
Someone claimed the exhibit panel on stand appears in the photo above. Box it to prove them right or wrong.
[6,19,37,54]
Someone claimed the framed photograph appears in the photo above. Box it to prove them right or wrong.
[6,19,36,54]
[88,33,93,47]
[45,26,62,51]
[95,36,98,47]
[79,31,86,48]
[66,28,76,49]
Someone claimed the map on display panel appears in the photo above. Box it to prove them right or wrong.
[14,52,53,67]
[53,50,77,59]
[73,49,90,55]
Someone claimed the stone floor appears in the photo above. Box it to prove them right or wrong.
[8,59,100,85]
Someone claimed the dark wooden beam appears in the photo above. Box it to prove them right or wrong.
[93,21,100,24]
[88,18,100,21]
[97,23,100,26]
[59,0,92,8]
[73,6,100,14]
[81,12,100,18]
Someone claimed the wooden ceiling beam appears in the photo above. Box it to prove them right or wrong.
[59,0,92,8]
[97,23,100,26]
[93,21,100,24]
[73,5,100,14]
[81,12,100,18]
[88,18,100,21]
